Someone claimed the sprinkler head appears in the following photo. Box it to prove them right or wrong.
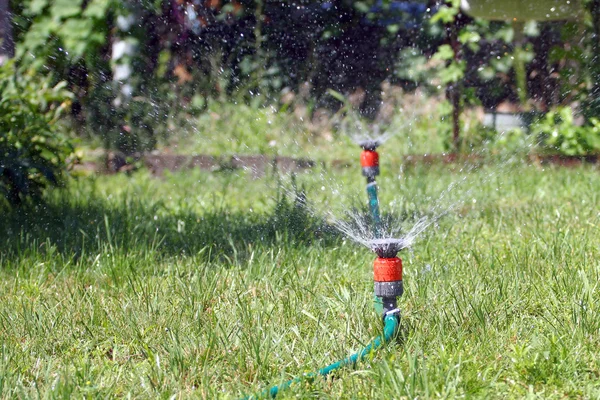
[358,139,381,151]
[360,149,380,178]
[368,238,409,258]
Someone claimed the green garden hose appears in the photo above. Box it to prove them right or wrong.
[243,313,399,399]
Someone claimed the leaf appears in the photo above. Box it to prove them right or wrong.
[50,0,84,20]
[387,24,400,34]
[439,61,465,84]
[28,0,49,15]
[20,17,59,51]
[433,45,455,61]
[83,0,113,19]
[59,19,95,58]
[430,6,457,24]
[327,89,347,104]
[354,2,370,13]
[458,31,481,45]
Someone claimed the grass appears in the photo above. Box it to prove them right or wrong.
[158,98,453,162]
[1,159,600,398]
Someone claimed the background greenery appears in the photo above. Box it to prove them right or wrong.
[0,61,73,205]
[4,0,600,156]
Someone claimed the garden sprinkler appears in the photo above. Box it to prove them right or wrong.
[359,139,382,236]
[359,140,404,318]
[242,139,402,400]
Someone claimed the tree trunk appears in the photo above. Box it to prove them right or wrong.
[0,0,15,65]
[590,0,600,117]
[447,19,462,153]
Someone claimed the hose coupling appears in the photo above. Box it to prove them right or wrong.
[373,257,403,317]
[373,257,403,298]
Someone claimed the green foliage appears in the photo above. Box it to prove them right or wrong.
[16,0,114,67]
[461,125,529,154]
[490,127,527,153]
[430,0,466,87]
[0,62,74,205]
[14,0,176,154]
[184,101,309,156]
[393,48,430,85]
[430,0,459,24]
[8,0,600,155]
[533,106,600,156]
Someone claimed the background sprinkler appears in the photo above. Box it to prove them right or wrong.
[360,142,382,238]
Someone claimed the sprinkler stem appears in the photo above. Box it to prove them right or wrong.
[366,178,382,238]
[361,149,382,238]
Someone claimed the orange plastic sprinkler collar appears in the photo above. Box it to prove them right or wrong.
[373,257,402,282]
[360,150,379,168]
[361,150,380,178]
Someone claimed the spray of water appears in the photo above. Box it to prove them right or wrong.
[327,173,470,257]
[281,169,472,258]
[341,116,400,150]
[274,103,538,258]
[348,125,393,150]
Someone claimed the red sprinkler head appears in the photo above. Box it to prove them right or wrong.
[360,149,380,178]
[373,256,403,299]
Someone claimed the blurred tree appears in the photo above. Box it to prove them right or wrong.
[587,0,600,119]
[0,0,14,65]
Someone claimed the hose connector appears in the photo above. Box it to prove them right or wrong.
[373,257,403,317]
[373,257,403,297]
[360,149,379,178]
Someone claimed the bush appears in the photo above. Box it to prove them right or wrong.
[0,62,74,205]
[490,127,528,153]
[532,106,600,156]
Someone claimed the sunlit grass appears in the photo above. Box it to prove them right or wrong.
[1,162,599,398]
[161,100,450,162]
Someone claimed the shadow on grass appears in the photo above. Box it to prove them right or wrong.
[0,191,341,267]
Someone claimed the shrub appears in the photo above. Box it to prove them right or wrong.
[0,62,74,205]
[532,106,600,156]
[490,127,528,153]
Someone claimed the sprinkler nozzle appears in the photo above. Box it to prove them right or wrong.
[368,238,409,258]
[361,149,380,178]
[358,139,381,151]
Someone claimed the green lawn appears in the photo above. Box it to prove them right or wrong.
[1,161,600,398]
